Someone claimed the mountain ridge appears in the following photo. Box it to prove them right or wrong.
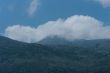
[38,36,110,49]
[0,36,110,73]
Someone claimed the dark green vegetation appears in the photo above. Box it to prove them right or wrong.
[39,36,110,49]
[0,36,110,73]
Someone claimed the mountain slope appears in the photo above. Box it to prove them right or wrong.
[0,36,110,73]
[39,36,110,49]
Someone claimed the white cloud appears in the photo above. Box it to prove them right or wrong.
[95,0,110,7]
[4,15,110,43]
[27,0,39,16]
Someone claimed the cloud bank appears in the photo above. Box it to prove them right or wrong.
[5,15,110,43]
[28,0,39,16]
[95,0,110,7]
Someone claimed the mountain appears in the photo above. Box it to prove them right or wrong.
[0,36,110,73]
[39,36,110,49]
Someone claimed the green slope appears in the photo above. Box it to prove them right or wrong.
[0,36,110,73]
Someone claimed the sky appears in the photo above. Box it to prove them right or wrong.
[0,0,110,42]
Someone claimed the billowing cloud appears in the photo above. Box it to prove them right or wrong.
[4,15,110,43]
[27,0,39,16]
[95,0,110,7]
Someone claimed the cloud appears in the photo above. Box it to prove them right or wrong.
[4,15,110,43]
[95,0,110,7]
[27,0,39,16]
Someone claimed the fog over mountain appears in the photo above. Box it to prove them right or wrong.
[4,15,110,43]
[0,0,110,73]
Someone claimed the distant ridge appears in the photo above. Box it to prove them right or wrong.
[39,36,110,48]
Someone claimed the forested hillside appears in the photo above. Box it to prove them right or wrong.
[0,36,110,73]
